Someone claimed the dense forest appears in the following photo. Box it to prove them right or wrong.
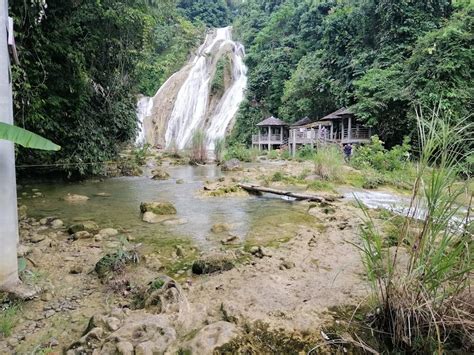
[10,0,205,176]
[10,0,473,176]
[230,0,473,148]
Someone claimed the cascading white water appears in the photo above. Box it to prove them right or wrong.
[135,27,247,150]
[135,96,153,145]
[206,42,247,149]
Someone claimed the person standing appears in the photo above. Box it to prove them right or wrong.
[343,143,353,163]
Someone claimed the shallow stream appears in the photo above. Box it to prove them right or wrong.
[18,165,311,250]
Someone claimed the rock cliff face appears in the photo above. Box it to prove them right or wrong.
[137,27,247,149]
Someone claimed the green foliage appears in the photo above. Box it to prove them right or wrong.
[11,0,201,177]
[224,143,258,162]
[232,0,471,153]
[211,56,230,95]
[178,0,233,27]
[296,145,315,160]
[313,145,344,181]
[0,303,21,337]
[133,143,151,166]
[0,123,60,151]
[267,150,279,160]
[190,129,207,164]
[214,138,225,163]
[356,109,473,352]
[352,136,411,172]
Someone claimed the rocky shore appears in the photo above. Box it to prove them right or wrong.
[1,157,380,353]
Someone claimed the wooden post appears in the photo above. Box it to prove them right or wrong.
[280,127,283,147]
[258,129,261,151]
[330,123,334,141]
[347,116,352,141]
[268,126,271,151]
[292,129,296,157]
[341,120,345,142]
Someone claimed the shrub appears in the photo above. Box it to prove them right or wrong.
[214,138,225,163]
[271,172,284,182]
[190,129,207,164]
[0,303,21,337]
[280,149,291,160]
[224,143,258,162]
[314,145,344,181]
[357,110,473,352]
[267,150,279,160]
[296,144,315,160]
[352,136,411,172]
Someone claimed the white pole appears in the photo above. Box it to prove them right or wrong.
[0,0,20,288]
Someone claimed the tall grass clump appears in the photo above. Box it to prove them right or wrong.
[214,138,225,163]
[190,129,207,164]
[224,143,258,162]
[314,144,344,181]
[357,108,473,352]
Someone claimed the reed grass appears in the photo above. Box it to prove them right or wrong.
[214,138,225,163]
[356,107,473,352]
[190,129,207,164]
[314,144,344,181]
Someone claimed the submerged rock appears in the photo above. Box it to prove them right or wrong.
[221,158,242,172]
[142,212,171,224]
[68,221,99,234]
[211,223,230,233]
[192,253,235,275]
[151,169,170,180]
[140,201,177,215]
[64,194,89,203]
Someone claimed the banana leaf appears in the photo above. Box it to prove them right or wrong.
[0,122,60,151]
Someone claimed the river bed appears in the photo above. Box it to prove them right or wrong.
[18,165,311,250]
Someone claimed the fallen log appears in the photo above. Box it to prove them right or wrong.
[238,183,337,202]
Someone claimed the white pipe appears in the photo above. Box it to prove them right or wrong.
[0,0,19,288]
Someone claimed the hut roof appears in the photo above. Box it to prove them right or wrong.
[256,116,288,126]
[322,107,354,120]
[291,116,313,127]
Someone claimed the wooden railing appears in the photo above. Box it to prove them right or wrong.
[341,127,370,141]
[252,134,284,144]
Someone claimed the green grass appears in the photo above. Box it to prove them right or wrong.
[0,303,21,337]
[356,109,473,352]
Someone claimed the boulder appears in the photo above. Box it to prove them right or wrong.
[68,221,99,234]
[221,159,242,172]
[98,228,119,237]
[142,212,171,224]
[192,253,235,275]
[73,231,92,240]
[151,169,170,180]
[51,219,64,229]
[64,194,89,203]
[140,202,177,215]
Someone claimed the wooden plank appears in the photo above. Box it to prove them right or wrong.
[238,183,337,202]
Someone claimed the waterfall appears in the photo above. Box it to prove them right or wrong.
[136,96,153,146]
[206,43,247,149]
[136,27,247,151]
